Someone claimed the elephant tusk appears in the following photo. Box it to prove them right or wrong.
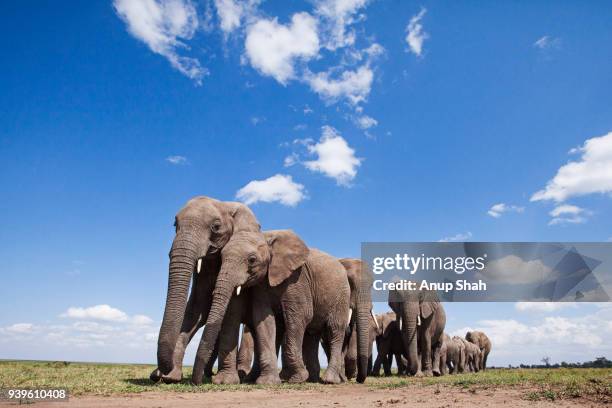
[399,318,402,331]
[236,286,242,296]
[347,308,353,325]
[197,258,202,274]
[371,309,380,331]
[417,315,421,326]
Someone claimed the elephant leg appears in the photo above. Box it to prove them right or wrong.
[383,353,392,376]
[482,352,488,371]
[237,325,254,381]
[204,339,219,377]
[280,313,309,383]
[253,296,280,385]
[367,354,373,376]
[432,341,442,376]
[395,352,405,375]
[344,327,357,380]
[212,295,242,385]
[303,332,321,382]
[371,353,382,376]
[420,333,433,376]
[321,316,347,384]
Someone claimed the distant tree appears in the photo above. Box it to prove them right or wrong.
[541,356,551,367]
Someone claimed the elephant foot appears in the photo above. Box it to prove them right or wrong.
[256,373,281,385]
[213,370,240,385]
[307,371,320,383]
[423,369,433,377]
[321,367,342,384]
[161,367,183,384]
[432,368,441,377]
[414,370,424,378]
[339,370,347,383]
[150,368,162,383]
[286,367,309,383]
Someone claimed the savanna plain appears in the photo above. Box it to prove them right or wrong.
[0,361,610,407]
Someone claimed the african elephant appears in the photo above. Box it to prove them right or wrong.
[460,338,481,372]
[388,285,446,377]
[151,196,261,384]
[438,334,448,376]
[371,312,407,376]
[466,331,491,371]
[190,229,351,386]
[446,335,466,374]
[337,258,376,382]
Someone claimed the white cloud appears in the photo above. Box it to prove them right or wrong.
[283,153,299,167]
[132,315,154,326]
[487,203,525,218]
[214,0,259,34]
[305,65,373,105]
[355,115,378,130]
[515,302,577,313]
[480,255,553,285]
[61,305,129,322]
[548,204,591,226]
[166,155,188,165]
[236,174,306,206]
[303,126,362,186]
[250,116,265,125]
[245,12,320,84]
[113,0,205,83]
[314,0,369,50]
[533,35,560,50]
[531,132,612,202]
[438,231,472,242]
[405,8,428,57]
[5,323,35,334]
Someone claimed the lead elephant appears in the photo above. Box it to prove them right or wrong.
[151,196,261,384]
[190,229,351,385]
[466,331,491,371]
[388,285,446,377]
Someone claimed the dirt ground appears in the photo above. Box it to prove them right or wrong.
[17,385,607,408]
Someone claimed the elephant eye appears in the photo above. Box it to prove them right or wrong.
[211,221,221,233]
[248,255,257,265]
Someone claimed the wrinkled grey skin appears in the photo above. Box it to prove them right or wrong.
[190,230,350,386]
[371,312,407,376]
[466,331,492,371]
[446,335,466,374]
[151,196,260,384]
[338,258,374,383]
[388,286,446,377]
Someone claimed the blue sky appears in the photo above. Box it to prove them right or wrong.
[1,0,612,366]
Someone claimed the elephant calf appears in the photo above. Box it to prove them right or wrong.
[371,312,407,376]
[446,335,466,374]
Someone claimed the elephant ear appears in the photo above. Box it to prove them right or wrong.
[339,258,361,291]
[419,290,440,319]
[264,230,309,287]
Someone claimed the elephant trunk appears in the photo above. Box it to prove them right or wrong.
[191,261,239,385]
[402,301,419,375]
[355,278,371,383]
[156,236,200,374]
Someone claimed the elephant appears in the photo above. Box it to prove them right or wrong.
[150,196,261,384]
[388,285,446,377]
[459,338,481,372]
[466,331,491,371]
[337,258,377,382]
[189,229,351,386]
[371,312,407,376]
[446,335,466,374]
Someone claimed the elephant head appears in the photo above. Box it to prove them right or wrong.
[156,196,259,376]
[339,258,374,383]
[388,285,441,375]
[191,229,309,384]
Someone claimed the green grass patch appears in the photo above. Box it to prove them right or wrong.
[0,361,610,402]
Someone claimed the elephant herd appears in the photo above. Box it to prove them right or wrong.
[150,196,492,386]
